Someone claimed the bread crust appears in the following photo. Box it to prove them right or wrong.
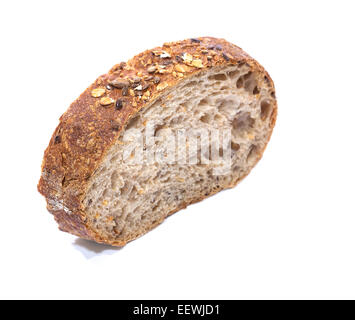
[38,37,277,246]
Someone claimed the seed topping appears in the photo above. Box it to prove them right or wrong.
[175,55,184,63]
[147,65,157,73]
[182,53,193,63]
[174,64,188,73]
[191,59,203,68]
[115,99,123,110]
[122,86,128,96]
[160,51,171,58]
[153,76,160,84]
[99,97,115,106]
[110,79,129,89]
[222,52,231,61]
[91,87,106,98]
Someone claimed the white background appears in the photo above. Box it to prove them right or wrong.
[1,0,354,299]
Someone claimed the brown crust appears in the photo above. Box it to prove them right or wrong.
[38,37,277,246]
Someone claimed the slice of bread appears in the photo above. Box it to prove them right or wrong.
[38,37,277,246]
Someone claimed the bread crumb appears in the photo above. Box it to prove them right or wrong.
[247,133,255,140]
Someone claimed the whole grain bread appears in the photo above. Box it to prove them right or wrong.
[38,37,277,246]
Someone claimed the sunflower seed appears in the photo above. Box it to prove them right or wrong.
[160,51,171,58]
[191,59,203,68]
[147,66,157,73]
[100,97,115,106]
[122,87,128,96]
[91,87,106,98]
[110,79,129,89]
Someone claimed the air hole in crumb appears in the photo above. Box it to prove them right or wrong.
[247,145,258,163]
[200,114,210,123]
[236,77,244,88]
[152,200,161,212]
[232,112,255,133]
[243,72,252,81]
[260,100,272,121]
[209,73,227,81]
[218,99,234,113]
[237,71,258,94]
[111,171,118,189]
[214,114,223,122]
[154,124,165,136]
[244,81,256,94]
[120,183,131,196]
[253,86,260,94]
[228,70,239,78]
[183,81,197,88]
[231,142,240,151]
[126,116,140,130]
[161,176,171,183]
[198,98,208,107]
